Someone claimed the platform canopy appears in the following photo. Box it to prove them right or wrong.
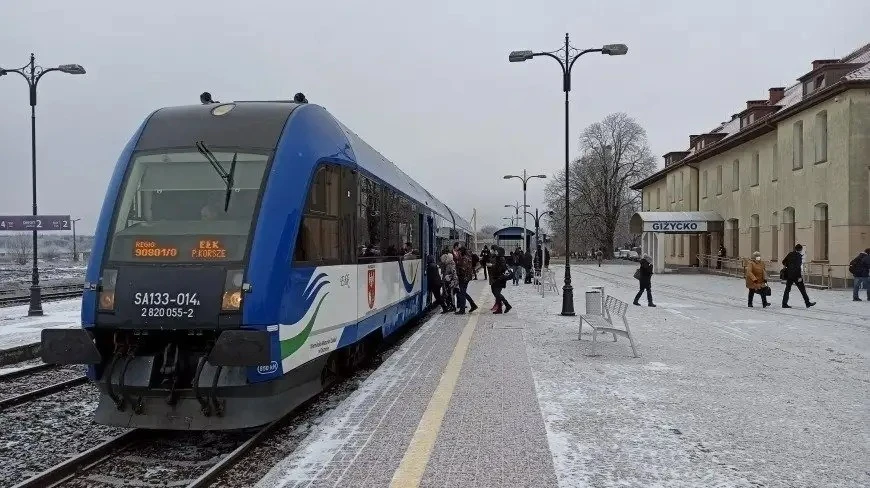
[630,211,724,234]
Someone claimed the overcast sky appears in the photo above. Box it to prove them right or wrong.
[1,0,866,235]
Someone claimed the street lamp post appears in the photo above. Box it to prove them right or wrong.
[504,201,529,241]
[1,53,86,316]
[504,170,546,253]
[525,208,554,251]
[71,218,81,262]
[509,34,627,316]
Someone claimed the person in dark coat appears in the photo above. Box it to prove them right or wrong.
[781,243,815,308]
[633,255,656,307]
[544,247,551,268]
[480,246,490,280]
[523,249,533,284]
[471,251,480,280]
[850,248,870,301]
[533,245,543,284]
[454,247,478,314]
[491,248,512,313]
[426,255,448,313]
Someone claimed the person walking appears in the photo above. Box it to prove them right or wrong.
[510,247,521,286]
[480,245,490,280]
[745,251,770,308]
[441,252,458,312]
[849,248,870,301]
[454,247,478,314]
[491,248,512,314]
[488,246,501,312]
[426,255,449,313]
[717,245,726,269]
[471,251,480,280]
[595,249,603,267]
[781,244,816,308]
[633,255,656,307]
[533,245,543,285]
[544,247,551,268]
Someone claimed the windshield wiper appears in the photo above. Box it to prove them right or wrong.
[195,141,237,211]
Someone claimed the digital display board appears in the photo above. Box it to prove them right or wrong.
[131,238,229,260]
[134,240,179,258]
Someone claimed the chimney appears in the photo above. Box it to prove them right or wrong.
[768,87,785,105]
[746,100,767,109]
[812,59,839,70]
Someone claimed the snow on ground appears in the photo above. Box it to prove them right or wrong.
[0,299,80,351]
[0,263,85,289]
[519,264,868,487]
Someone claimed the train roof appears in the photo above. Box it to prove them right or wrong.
[330,116,471,233]
[139,100,471,233]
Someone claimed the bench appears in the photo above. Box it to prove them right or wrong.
[579,295,639,357]
[538,268,558,296]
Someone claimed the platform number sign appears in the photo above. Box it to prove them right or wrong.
[0,215,72,231]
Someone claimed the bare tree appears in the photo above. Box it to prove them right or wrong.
[545,113,656,257]
[10,233,30,265]
[478,224,499,239]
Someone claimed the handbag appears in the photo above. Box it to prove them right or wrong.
[760,285,772,297]
[633,269,641,280]
[778,268,787,280]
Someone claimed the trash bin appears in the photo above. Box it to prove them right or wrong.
[585,286,605,315]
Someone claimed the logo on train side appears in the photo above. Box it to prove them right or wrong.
[257,361,279,375]
[367,267,376,309]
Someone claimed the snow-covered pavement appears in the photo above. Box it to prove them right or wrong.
[524,264,868,487]
[0,299,80,354]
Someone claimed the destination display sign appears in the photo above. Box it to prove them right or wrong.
[0,215,72,231]
[643,221,708,233]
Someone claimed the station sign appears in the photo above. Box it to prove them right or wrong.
[0,215,72,231]
[644,220,707,233]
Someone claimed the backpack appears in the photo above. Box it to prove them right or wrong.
[849,254,863,276]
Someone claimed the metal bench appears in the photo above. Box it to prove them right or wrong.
[579,295,639,357]
[538,268,558,296]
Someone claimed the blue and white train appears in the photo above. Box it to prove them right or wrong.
[41,96,471,430]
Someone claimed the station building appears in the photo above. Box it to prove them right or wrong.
[630,43,870,280]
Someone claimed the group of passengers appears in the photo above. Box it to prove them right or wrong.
[425,243,515,314]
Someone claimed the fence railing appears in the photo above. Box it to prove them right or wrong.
[696,253,854,289]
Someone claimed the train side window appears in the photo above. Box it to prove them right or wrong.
[294,164,341,265]
[357,175,383,261]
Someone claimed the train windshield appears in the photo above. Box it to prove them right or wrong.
[106,149,270,263]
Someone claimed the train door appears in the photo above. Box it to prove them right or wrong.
[424,215,433,306]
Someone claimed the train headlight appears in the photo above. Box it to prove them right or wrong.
[222,269,244,311]
[98,269,117,311]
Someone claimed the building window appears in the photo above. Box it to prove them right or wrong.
[702,170,708,199]
[783,207,795,252]
[815,110,828,163]
[750,214,760,254]
[643,192,650,211]
[670,176,676,203]
[771,211,779,261]
[716,165,723,195]
[772,142,779,181]
[656,187,661,209]
[750,152,759,186]
[813,203,829,261]
[679,172,684,201]
[732,159,740,191]
[793,121,803,169]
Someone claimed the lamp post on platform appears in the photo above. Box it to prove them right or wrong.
[508,34,627,316]
[525,208,554,250]
[503,170,546,253]
[71,218,81,262]
[1,53,86,316]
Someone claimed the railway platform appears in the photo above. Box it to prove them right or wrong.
[256,264,868,488]
[0,299,79,367]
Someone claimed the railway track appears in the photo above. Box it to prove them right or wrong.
[0,284,84,307]
[11,393,310,488]
[0,362,88,411]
